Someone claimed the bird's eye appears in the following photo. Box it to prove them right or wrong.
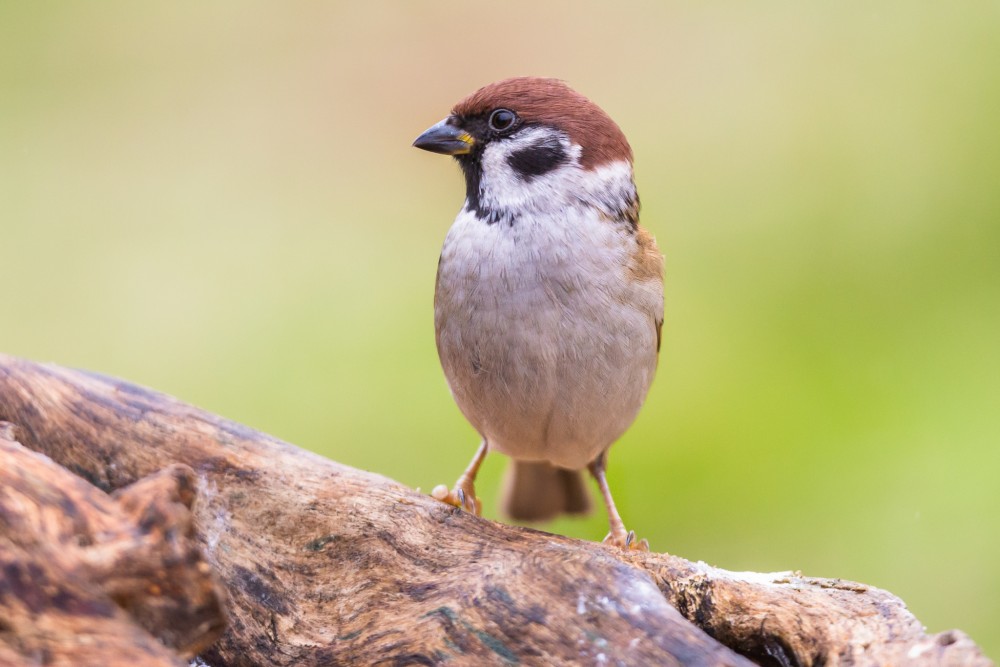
[488,108,517,132]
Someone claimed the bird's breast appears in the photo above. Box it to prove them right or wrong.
[433,207,661,468]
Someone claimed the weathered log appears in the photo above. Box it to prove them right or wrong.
[0,423,225,666]
[0,355,992,667]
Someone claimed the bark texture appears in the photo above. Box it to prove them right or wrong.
[0,354,992,667]
[0,424,225,666]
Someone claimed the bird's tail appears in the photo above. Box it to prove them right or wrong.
[500,460,592,522]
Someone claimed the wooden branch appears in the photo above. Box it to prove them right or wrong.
[0,355,992,667]
[0,423,225,666]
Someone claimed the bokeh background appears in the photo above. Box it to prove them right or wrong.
[2,1,997,655]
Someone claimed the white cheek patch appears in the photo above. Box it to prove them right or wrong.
[477,127,582,217]
[472,126,637,227]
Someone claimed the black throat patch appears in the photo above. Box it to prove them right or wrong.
[456,153,493,223]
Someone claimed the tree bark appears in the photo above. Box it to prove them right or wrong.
[0,354,992,667]
[0,423,225,666]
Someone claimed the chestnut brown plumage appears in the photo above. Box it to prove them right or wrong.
[452,77,633,169]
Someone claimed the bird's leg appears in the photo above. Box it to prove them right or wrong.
[588,452,649,551]
[431,439,488,515]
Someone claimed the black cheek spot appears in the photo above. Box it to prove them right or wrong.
[506,139,568,181]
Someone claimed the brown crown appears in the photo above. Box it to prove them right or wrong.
[452,77,633,170]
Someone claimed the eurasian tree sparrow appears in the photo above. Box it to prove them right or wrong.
[414,77,663,550]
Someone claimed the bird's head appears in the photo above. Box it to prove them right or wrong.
[414,77,638,227]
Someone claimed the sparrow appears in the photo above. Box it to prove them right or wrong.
[413,77,663,550]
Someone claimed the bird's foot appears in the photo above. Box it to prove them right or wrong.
[602,529,650,552]
[431,477,482,515]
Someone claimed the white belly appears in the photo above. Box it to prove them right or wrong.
[434,207,661,470]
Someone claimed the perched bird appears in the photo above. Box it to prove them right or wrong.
[413,77,663,550]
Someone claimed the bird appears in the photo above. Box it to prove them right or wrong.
[413,77,663,550]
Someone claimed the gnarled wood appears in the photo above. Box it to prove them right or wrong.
[0,424,225,667]
[0,355,992,667]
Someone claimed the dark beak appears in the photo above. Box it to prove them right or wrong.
[413,118,475,155]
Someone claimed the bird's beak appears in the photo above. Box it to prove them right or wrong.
[413,118,475,155]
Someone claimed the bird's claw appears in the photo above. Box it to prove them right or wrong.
[602,529,650,552]
[431,479,482,515]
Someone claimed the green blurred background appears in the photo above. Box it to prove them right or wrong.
[2,1,997,655]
